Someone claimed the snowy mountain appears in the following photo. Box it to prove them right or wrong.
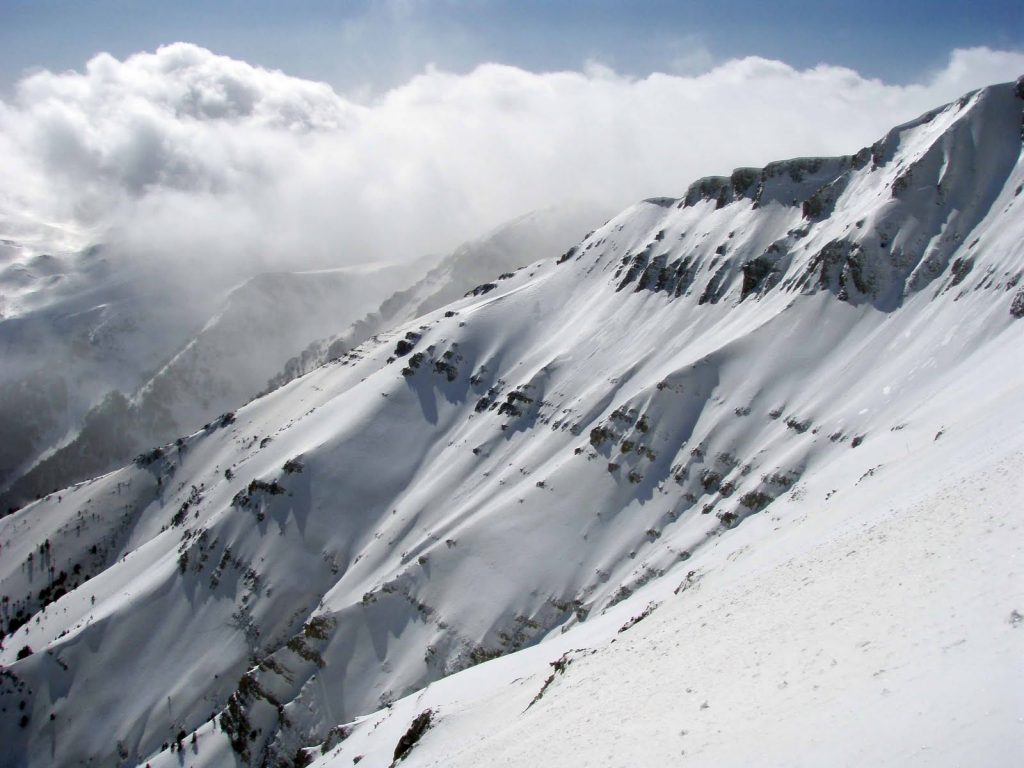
[1,80,1022,768]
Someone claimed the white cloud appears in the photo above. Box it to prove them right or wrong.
[0,43,1021,282]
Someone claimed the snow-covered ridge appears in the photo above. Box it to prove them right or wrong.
[603,80,1023,312]
[0,80,1021,768]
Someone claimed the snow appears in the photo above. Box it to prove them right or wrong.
[0,80,1021,767]
[312,409,1024,768]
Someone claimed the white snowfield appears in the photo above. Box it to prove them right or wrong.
[0,80,1022,767]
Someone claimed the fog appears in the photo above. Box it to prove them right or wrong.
[1,43,1022,277]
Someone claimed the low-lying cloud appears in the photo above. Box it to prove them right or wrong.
[1,43,1022,277]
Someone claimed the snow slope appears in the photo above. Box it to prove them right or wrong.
[0,241,222,506]
[308,403,1024,768]
[262,201,612,394]
[0,80,1022,768]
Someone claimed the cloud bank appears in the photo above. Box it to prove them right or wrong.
[1,43,1022,277]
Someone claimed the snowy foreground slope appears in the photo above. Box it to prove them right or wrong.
[305,400,1023,768]
[1,81,1023,767]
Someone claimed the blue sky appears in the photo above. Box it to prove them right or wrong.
[1,0,1021,95]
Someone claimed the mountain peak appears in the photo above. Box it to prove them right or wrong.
[587,80,1024,313]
